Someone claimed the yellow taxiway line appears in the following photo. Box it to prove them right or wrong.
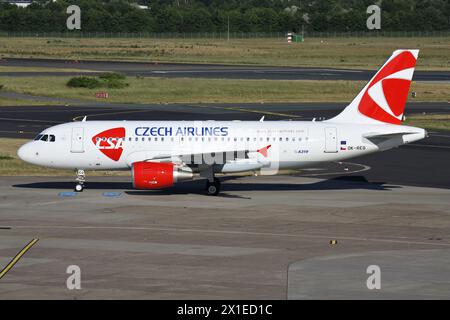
[0,238,39,280]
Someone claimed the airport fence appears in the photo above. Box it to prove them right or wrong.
[0,30,449,39]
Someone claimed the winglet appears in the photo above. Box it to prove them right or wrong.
[257,145,271,157]
[82,116,87,122]
[259,116,265,122]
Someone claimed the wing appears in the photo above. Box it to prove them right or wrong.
[125,145,272,168]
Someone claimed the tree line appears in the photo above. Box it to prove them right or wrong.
[0,0,449,33]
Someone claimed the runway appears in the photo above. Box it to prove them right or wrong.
[1,57,449,81]
[1,101,449,189]
[1,175,450,299]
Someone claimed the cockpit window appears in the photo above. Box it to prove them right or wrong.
[35,134,56,142]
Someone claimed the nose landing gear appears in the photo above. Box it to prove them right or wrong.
[74,169,85,192]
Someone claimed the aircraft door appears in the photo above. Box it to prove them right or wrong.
[324,127,338,153]
[71,127,85,153]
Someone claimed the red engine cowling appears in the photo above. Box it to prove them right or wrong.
[132,162,175,189]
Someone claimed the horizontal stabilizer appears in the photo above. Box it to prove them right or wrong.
[363,132,413,145]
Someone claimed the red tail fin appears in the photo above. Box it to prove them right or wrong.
[329,50,419,125]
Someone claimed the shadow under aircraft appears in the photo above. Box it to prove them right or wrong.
[13,175,400,197]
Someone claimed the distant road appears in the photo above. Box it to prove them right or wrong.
[1,57,449,81]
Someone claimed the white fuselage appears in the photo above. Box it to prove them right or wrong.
[17,120,426,173]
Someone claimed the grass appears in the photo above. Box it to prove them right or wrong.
[405,114,450,132]
[0,37,448,70]
[0,96,61,106]
[0,76,448,104]
[0,138,130,176]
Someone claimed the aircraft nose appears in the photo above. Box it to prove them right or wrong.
[17,143,35,163]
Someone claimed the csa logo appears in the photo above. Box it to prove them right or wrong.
[358,51,417,125]
[92,127,125,161]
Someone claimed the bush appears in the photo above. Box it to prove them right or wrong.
[67,74,128,90]
[0,155,13,160]
[67,76,101,89]
[0,84,4,90]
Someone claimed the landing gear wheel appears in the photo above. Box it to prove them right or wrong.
[206,178,221,196]
[74,169,86,192]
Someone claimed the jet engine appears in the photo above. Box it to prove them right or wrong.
[132,161,193,189]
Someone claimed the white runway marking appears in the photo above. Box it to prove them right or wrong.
[408,144,450,149]
[0,117,59,123]
[300,162,371,176]
[429,133,450,138]
[6,224,450,248]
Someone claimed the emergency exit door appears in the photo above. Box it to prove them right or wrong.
[71,127,85,153]
[324,127,338,153]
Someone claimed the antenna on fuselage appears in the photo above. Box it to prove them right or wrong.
[82,116,87,122]
[259,116,265,122]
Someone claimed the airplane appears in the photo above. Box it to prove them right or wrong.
[17,50,427,195]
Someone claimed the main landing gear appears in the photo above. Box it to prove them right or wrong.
[206,178,221,196]
[74,169,85,192]
[201,166,221,196]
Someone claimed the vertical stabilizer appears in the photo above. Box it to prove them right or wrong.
[328,50,419,125]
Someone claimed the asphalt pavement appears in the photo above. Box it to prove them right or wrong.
[1,57,449,81]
